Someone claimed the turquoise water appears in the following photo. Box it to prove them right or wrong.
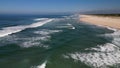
[0,15,119,68]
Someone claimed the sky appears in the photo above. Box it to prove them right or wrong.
[0,0,120,14]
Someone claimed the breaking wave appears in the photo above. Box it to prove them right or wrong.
[63,27,120,68]
[0,18,53,37]
[37,61,47,68]
[31,61,47,68]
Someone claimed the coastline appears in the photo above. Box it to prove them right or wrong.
[80,15,120,30]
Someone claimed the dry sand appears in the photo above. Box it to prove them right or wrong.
[80,15,120,29]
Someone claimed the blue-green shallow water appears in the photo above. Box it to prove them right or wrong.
[0,15,117,68]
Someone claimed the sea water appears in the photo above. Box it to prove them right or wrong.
[0,14,120,68]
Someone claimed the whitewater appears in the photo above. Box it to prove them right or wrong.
[0,18,53,37]
[63,27,120,68]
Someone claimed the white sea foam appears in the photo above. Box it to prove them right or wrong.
[20,29,61,48]
[0,26,27,38]
[56,23,75,29]
[20,31,54,48]
[21,30,62,48]
[34,29,62,35]
[0,29,62,48]
[67,23,75,29]
[21,29,61,48]
[106,26,117,32]
[63,27,120,68]
[0,18,53,38]
[72,27,75,29]
[66,23,72,26]
[21,36,50,48]
[37,61,47,68]
[101,27,120,47]
[31,61,47,68]
[34,18,49,21]
[64,43,120,68]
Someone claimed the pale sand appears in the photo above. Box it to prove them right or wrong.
[80,15,120,29]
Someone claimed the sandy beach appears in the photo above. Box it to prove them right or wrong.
[80,15,120,29]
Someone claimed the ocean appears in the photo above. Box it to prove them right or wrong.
[0,14,120,68]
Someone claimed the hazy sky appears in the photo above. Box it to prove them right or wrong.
[0,0,120,14]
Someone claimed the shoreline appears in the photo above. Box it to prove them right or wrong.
[80,15,120,30]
